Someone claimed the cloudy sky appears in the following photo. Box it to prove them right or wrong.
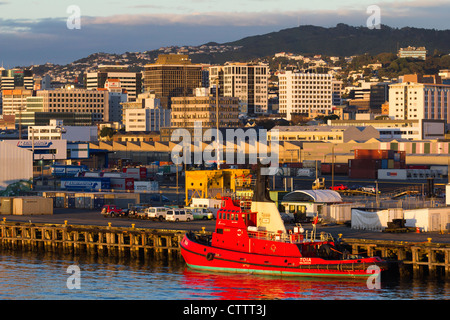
[0,0,449,67]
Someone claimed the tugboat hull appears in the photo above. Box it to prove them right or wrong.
[181,234,387,279]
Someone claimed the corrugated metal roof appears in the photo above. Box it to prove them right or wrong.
[282,190,342,203]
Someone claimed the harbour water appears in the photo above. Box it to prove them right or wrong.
[0,250,448,300]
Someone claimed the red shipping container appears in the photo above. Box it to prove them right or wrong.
[407,165,429,169]
[355,149,393,160]
[349,159,381,169]
[139,167,147,180]
[321,163,332,174]
[349,168,377,179]
[334,164,349,174]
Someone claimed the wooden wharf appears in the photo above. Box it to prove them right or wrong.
[342,237,450,279]
[0,220,449,280]
[0,220,185,261]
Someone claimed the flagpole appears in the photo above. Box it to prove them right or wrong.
[216,78,220,170]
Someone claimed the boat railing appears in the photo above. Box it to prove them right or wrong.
[246,228,334,244]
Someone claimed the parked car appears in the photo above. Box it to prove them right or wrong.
[361,185,377,193]
[280,212,295,224]
[349,184,363,191]
[150,195,170,202]
[128,205,148,219]
[147,207,169,221]
[165,209,193,222]
[329,184,348,191]
[101,205,126,217]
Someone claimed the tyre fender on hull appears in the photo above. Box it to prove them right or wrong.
[206,252,215,261]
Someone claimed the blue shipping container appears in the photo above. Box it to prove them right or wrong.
[381,159,388,169]
[60,178,110,191]
[52,165,88,177]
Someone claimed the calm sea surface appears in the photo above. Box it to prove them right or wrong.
[0,250,448,300]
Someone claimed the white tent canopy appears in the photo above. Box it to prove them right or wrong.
[283,190,342,203]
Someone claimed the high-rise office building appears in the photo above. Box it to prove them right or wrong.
[209,63,268,115]
[1,89,33,116]
[170,94,240,128]
[0,68,34,91]
[143,55,203,109]
[84,65,142,102]
[278,71,333,120]
[36,88,109,122]
[389,82,450,125]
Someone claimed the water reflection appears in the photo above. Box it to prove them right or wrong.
[0,251,448,300]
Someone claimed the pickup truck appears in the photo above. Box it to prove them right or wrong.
[101,205,127,217]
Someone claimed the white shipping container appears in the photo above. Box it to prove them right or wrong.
[134,181,159,192]
[303,160,321,168]
[83,172,102,177]
[297,168,314,177]
[102,172,125,178]
[430,166,447,176]
[378,169,408,180]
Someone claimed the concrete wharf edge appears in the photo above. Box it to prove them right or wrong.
[0,221,449,280]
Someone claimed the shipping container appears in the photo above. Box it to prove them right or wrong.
[334,164,349,175]
[110,178,135,191]
[122,167,147,180]
[285,162,303,168]
[407,165,429,170]
[102,172,125,178]
[134,181,159,192]
[82,172,102,178]
[378,169,408,180]
[61,178,111,191]
[0,197,13,215]
[388,159,394,169]
[296,168,314,177]
[354,149,388,160]
[430,165,448,176]
[302,160,321,168]
[348,159,382,170]
[354,149,404,160]
[12,197,53,215]
[348,167,377,179]
[321,163,332,174]
[51,165,88,177]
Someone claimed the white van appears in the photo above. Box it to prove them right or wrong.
[165,209,194,222]
[146,207,169,221]
[185,207,214,220]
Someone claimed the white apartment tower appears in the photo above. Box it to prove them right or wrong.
[84,65,142,102]
[209,63,268,115]
[123,93,170,132]
[389,82,450,125]
[279,71,333,120]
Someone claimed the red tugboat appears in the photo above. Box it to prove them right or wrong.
[181,168,387,278]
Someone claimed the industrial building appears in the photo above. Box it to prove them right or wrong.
[0,141,33,190]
